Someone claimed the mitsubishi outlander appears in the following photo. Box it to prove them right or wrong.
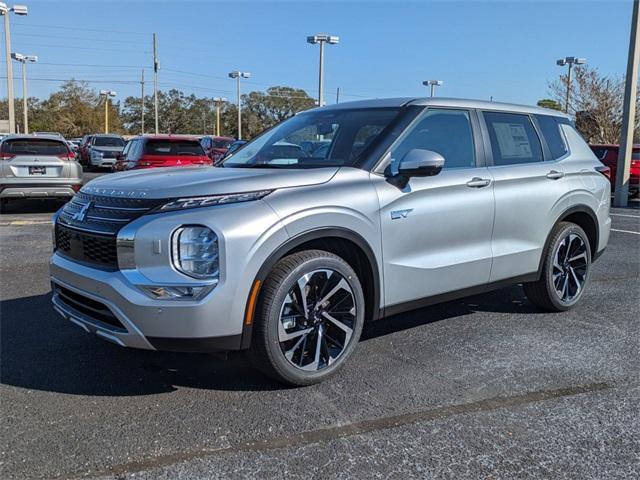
[50,98,611,385]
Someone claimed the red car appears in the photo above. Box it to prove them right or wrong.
[200,136,235,162]
[113,135,211,171]
[590,144,640,195]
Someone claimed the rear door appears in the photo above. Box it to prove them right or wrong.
[1,138,73,182]
[480,111,569,281]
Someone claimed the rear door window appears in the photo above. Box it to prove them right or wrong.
[1,138,69,156]
[535,115,568,160]
[483,112,544,166]
[144,140,205,156]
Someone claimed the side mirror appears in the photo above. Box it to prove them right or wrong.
[115,153,122,161]
[397,149,444,177]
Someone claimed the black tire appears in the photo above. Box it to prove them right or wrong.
[523,222,592,312]
[249,250,365,386]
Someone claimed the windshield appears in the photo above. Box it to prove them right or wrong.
[222,108,400,168]
[93,136,125,147]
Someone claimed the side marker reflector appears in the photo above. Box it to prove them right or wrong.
[245,280,262,325]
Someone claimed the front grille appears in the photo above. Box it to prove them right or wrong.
[55,192,165,269]
[55,284,126,331]
[58,192,162,235]
[55,224,118,269]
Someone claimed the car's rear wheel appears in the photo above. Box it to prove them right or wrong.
[250,250,364,386]
[523,222,591,311]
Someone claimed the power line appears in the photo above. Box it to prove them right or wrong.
[12,21,150,36]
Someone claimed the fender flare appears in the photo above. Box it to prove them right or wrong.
[240,227,381,349]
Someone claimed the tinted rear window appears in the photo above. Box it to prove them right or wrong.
[591,147,609,160]
[93,137,125,147]
[144,140,205,156]
[535,115,568,160]
[213,139,233,148]
[1,138,68,155]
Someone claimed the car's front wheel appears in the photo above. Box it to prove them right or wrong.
[250,250,365,386]
[523,222,592,311]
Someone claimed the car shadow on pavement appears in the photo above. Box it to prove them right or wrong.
[1,285,539,396]
[0,198,66,215]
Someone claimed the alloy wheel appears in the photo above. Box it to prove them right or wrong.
[278,269,356,371]
[552,233,588,304]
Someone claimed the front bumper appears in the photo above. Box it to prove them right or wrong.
[50,253,243,351]
[91,158,116,168]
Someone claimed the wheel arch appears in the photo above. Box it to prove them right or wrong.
[240,227,381,349]
[536,204,599,279]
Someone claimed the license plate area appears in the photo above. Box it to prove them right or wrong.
[29,166,47,175]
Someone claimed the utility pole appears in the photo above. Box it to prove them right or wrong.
[140,69,145,135]
[153,33,159,134]
[556,56,586,113]
[100,90,116,134]
[1,4,28,134]
[213,97,226,136]
[613,0,640,207]
[307,34,339,107]
[336,87,340,104]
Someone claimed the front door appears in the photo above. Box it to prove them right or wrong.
[374,108,495,309]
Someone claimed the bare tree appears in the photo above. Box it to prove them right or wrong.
[549,65,640,143]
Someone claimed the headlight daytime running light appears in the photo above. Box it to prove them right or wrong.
[158,190,272,212]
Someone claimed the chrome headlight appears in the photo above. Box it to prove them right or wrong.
[171,225,219,280]
[91,150,103,159]
[158,190,272,212]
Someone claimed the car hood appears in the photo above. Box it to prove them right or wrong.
[81,166,340,199]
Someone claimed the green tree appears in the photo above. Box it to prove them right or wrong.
[536,98,562,111]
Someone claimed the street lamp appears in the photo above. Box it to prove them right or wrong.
[11,52,36,134]
[228,71,250,140]
[99,90,116,134]
[212,96,227,137]
[307,33,339,107]
[556,56,586,113]
[422,80,443,97]
[0,3,28,134]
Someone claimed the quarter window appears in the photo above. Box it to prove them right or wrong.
[536,115,568,160]
[390,108,476,170]
[484,112,543,166]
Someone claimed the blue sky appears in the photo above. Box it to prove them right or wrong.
[3,0,635,105]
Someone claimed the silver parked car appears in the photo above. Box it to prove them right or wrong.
[50,98,611,385]
[87,134,126,171]
[1,134,82,209]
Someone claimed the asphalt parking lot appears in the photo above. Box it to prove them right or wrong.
[1,172,639,479]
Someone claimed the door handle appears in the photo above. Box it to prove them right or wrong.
[466,177,491,188]
[546,170,565,180]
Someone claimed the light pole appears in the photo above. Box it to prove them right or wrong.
[613,0,639,207]
[0,3,28,134]
[228,72,250,140]
[11,52,36,134]
[422,80,443,97]
[213,96,227,137]
[556,56,586,113]
[99,90,116,134]
[307,33,339,107]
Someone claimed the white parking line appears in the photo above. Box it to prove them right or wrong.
[611,228,640,235]
[610,213,640,218]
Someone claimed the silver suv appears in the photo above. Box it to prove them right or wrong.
[1,135,82,209]
[50,98,611,385]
